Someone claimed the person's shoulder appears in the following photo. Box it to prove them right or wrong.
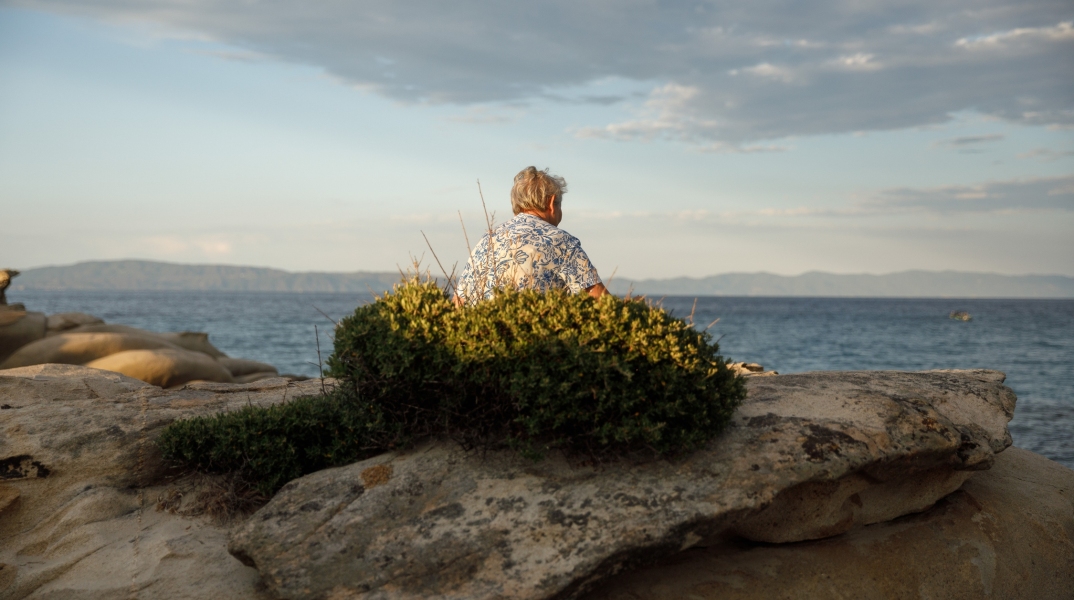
[546,225,582,247]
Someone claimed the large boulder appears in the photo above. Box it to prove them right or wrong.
[5,366,1058,600]
[586,446,1074,600]
[0,311,47,365]
[219,357,278,378]
[228,370,1017,600]
[158,331,229,358]
[0,364,327,600]
[85,348,235,387]
[45,312,105,333]
[0,332,181,369]
[65,325,229,358]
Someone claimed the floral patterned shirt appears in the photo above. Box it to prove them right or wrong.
[455,213,602,303]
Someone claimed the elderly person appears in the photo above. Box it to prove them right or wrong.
[454,167,609,305]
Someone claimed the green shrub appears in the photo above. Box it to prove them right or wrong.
[158,278,747,495]
[328,278,746,458]
[156,393,385,495]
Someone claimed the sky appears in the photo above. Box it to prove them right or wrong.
[0,0,1071,279]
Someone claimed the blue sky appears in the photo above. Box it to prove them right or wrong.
[1,1,1071,278]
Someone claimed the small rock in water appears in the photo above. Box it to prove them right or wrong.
[949,310,972,321]
[726,361,778,376]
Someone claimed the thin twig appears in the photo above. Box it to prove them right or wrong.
[704,317,721,331]
[604,266,619,290]
[477,179,494,232]
[458,210,472,257]
[688,298,697,325]
[421,230,455,294]
[314,325,327,396]
[311,305,338,326]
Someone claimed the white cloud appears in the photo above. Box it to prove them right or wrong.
[6,0,1072,144]
[862,176,1074,214]
[1018,147,1074,161]
[829,53,882,71]
[736,62,796,82]
[955,20,1074,49]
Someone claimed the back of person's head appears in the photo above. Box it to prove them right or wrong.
[511,166,568,215]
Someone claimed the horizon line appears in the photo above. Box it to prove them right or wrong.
[13,258,1074,281]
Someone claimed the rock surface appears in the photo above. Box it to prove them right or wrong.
[4,365,1058,600]
[0,309,285,389]
[229,370,1016,600]
[0,364,326,600]
[0,312,46,366]
[0,269,17,305]
[44,312,104,333]
[219,357,280,378]
[585,446,1074,600]
[0,332,184,369]
[85,347,236,387]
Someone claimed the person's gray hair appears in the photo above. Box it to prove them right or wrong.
[511,166,567,215]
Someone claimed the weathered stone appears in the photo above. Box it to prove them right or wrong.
[86,348,235,387]
[585,446,1074,600]
[157,331,229,359]
[229,369,1016,600]
[0,484,19,514]
[0,332,182,369]
[0,269,17,305]
[219,357,279,378]
[0,364,328,600]
[45,312,105,333]
[233,371,284,384]
[0,311,47,366]
[64,325,229,358]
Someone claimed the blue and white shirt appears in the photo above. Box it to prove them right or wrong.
[455,213,602,303]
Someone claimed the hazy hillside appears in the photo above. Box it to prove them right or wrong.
[11,261,1074,297]
[14,260,401,293]
[606,271,1074,298]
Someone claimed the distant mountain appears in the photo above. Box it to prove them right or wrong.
[606,270,1074,298]
[10,260,1074,297]
[13,260,401,293]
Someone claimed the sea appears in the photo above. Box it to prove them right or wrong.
[11,290,1074,469]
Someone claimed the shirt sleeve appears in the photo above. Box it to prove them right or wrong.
[557,235,602,294]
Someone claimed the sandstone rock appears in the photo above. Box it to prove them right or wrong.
[158,331,228,359]
[0,269,17,305]
[45,312,105,333]
[0,311,46,366]
[233,371,283,384]
[0,484,19,514]
[219,357,279,378]
[0,332,181,370]
[0,364,327,600]
[85,348,235,387]
[65,325,229,358]
[585,446,1074,600]
[229,370,1016,600]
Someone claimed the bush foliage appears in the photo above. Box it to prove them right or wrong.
[156,393,384,495]
[328,279,746,457]
[158,278,746,494]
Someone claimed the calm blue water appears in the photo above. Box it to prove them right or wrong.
[10,291,1073,468]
